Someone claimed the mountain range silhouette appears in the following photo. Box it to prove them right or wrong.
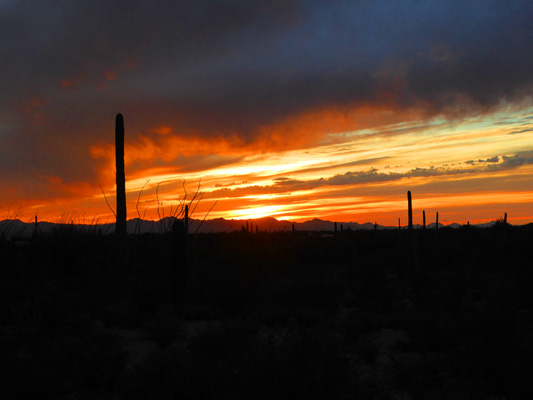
[0,216,509,238]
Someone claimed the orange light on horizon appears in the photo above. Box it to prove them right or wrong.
[2,104,532,226]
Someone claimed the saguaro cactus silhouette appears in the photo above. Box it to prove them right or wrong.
[407,191,413,231]
[115,113,127,236]
[436,212,439,230]
[422,210,426,229]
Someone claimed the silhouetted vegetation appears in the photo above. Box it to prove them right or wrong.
[115,113,127,238]
[1,224,532,399]
[407,191,413,231]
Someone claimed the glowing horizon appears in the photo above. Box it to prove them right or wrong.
[3,106,532,227]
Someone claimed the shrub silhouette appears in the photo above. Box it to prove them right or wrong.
[115,113,127,237]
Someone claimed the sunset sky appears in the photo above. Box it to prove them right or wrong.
[1,1,533,226]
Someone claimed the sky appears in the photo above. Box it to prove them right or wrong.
[1,0,533,226]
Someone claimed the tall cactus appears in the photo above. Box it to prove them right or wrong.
[407,191,413,231]
[435,212,439,230]
[422,210,426,229]
[115,113,127,236]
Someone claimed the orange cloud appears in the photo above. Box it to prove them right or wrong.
[59,74,89,90]
[104,71,117,81]
[252,102,428,151]
[60,78,77,89]
[91,101,427,173]
[44,176,97,199]
[154,125,172,135]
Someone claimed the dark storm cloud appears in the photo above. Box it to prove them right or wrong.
[0,0,303,101]
[1,0,533,196]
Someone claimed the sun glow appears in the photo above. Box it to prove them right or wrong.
[226,205,287,220]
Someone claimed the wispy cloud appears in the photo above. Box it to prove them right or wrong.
[465,156,499,164]
[203,151,533,199]
[508,128,533,135]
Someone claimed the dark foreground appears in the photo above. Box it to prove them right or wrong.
[1,224,532,399]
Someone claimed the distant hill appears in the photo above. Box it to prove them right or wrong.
[0,216,517,238]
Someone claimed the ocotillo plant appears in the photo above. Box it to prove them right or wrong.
[184,204,189,257]
[115,113,127,237]
[423,210,426,229]
[407,191,413,231]
[171,205,189,308]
